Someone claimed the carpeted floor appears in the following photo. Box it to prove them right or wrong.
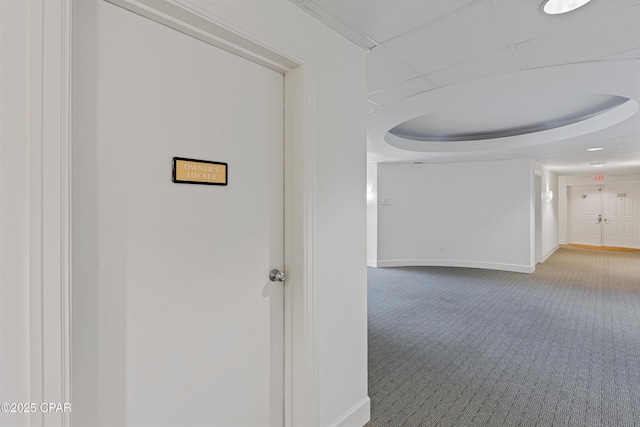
[367,246,640,427]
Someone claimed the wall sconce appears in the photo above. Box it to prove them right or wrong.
[546,190,553,202]
[366,189,375,204]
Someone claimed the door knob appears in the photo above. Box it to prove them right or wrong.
[597,214,602,223]
[269,269,286,282]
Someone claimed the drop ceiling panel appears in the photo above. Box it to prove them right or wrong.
[427,48,521,87]
[575,153,618,161]
[517,6,640,68]
[367,47,419,92]
[367,77,436,106]
[419,156,466,164]
[533,149,576,157]
[563,138,628,155]
[569,138,624,152]
[383,2,508,74]
[489,0,640,44]
[313,0,475,44]
[616,143,640,154]
[456,154,501,162]
[496,147,571,158]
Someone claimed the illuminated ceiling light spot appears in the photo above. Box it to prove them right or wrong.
[542,0,593,15]
[587,147,604,151]
[590,162,606,167]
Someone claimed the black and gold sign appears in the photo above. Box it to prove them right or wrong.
[172,157,228,186]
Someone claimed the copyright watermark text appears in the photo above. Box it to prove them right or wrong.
[1,402,71,413]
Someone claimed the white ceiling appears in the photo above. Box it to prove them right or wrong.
[290,0,640,176]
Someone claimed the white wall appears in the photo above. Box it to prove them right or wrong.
[0,2,30,427]
[71,1,368,426]
[367,164,378,267]
[374,159,535,273]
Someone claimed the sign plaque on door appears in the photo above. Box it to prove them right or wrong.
[172,157,228,186]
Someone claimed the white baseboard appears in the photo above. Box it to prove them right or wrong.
[366,259,378,268]
[327,396,370,427]
[541,244,560,263]
[376,259,535,274]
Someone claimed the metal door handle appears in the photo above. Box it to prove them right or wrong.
[269,269,286,282]
[597,214,602,223]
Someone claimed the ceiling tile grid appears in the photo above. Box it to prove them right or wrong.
[489,0,640,45]
[312,0,476,44]
[426,48,522,87]
[515,5,640,69]
[366,100,382,114]
[600,48,640,61]
[366,46,419,92]
[367,77,437,106]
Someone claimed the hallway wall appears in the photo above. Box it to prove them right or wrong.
[371,159,536,273]
[0,2,30,427]
[367,163,378,266]
[533,162,559,261]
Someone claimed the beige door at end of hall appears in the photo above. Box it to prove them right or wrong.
[74,2,286,426]
[568,185,603,246]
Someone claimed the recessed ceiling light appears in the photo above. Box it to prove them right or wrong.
[590,162,606,167]
[587,147,604,151]
[541,0,592,15]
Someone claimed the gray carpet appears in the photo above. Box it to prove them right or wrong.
[367,247,640,427]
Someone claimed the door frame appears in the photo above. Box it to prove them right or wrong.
[29,0,320,425]
[534,174,542,263]
[567,184,604,246]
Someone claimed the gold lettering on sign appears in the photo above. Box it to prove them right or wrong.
[173,158,227,185]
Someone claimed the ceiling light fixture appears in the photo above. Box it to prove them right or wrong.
[590,162,606,167]
[587,147,603,151]
[541,0,592,15]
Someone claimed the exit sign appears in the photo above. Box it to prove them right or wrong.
[594,174,606,181]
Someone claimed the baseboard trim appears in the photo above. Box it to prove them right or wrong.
[376,259,535,274]
[366,259,378,268]
[541,245,560,262]
[327,396,370,427]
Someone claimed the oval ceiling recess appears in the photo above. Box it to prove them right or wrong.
[389,93,630,142]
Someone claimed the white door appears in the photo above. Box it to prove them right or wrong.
[603,184,640,248]
[73,2,284,426]
[568,184,640,249]
[568,185,603,246]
